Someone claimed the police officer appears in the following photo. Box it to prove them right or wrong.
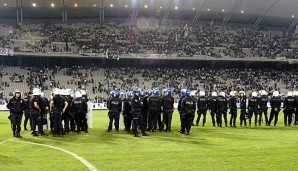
[208,92,218,127]
[178,89,187,132]
[148,89,162,132]
[131,88,149,137]
[258,90,269,126]
[61,89,73,135]
[239,91,247,127]
[248,91,259,127]
[50,89,68,137]
[229,91,238,127]
[141,91,149,130]
[283,91,296,126]
[30,88,47,136]
[217,92,228,127]
[268,91,281,126]
[7,90,25,138]
[70,91,88,134]
[294,91,298,126]
[196,91,208,127]
[123,92,133,132]
[161,88,174,132]
[23,91,33,131]
[107,90,122,132]
[180,90,196,135]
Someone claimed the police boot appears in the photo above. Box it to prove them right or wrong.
[186,131,190,135]
[16,132,22,138]
[31,131,39,136]
[142,132,149,136]
[13,131,16,138]
[134,133,140,137]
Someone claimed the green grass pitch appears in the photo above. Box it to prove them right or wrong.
[0,110,298,171]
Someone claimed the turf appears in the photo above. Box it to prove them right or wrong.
[0,110,298,171]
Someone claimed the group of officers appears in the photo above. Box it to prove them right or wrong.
[107,88,298,137]
[6,88,88,138]
[6,86,298,138]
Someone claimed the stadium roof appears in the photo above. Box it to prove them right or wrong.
[0,0,297,27]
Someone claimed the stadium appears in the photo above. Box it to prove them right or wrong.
[0,0,298,170]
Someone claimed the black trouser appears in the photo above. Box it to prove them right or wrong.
[258,108,268,125]
[217,111,227,127]
[295,110,298,125]
[53,112,63,135]
[69,114,76,131]
[148,109,159,131]
[196,109,207,126]
[268,108,279,126]
[284,109,294,126]
[108,111,120,131]
[181,113,194,133]
[31,113,44,134]
[123,112,133,131]
[161,109,174,131]
[158,111,162,130]
[24,110,32,130]
[210,110,216,126]
[132,112,145,134]
[248,108,258,126]
[142,109,148,130]
[75,112,87,133]
[239,109,247,126]
[62,112,71,133]
[9,113,22,135]
[229,108,237,126]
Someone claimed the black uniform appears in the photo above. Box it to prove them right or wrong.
[30,95,46,136]
[283,96,296,126]
[229,96,237,127]
[295,96,298,126]
[71,97,88,133]
[268,97,281,126]
[161,94,174,132]
[142,96,149,130]
[148,95,162,132]
[62,95,73,134]
[178,95,185,131]
[258,95,269,126]
[131,94,147,136]
[208,96,217,127]
[107,96,122,131]
[123,97,133,131]
[239,95,247,126]
[23,95,32,130]
[217,96,228,127]
[7,96,25,137]
[180,96,196,134]
[248,96,259,126]
[196,96,208,126]
[51,95,66,136]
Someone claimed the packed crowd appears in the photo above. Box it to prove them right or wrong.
[0,65,297,102]
[1,20,298,59]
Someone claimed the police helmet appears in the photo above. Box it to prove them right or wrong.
[33,88,41,96]
[166,88,172,95]
[199,91,205,97]
[211,92,217,97]
[219,92,225,97]
[293,91,298,97]
[75,91,82,98]
[140,91,145,97]
[252,91,258,97]
[181,89,187,96]
[239,91,245,96]
[260,90,267,96]
[153,89,160,96]
[273,91,279,97]
[147,90,153,96]
[287,91,293,97]
[185,90,191,97]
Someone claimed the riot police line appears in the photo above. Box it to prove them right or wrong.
[6,88,88,138]
[108,88,298,137]
[5,87,298,138]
